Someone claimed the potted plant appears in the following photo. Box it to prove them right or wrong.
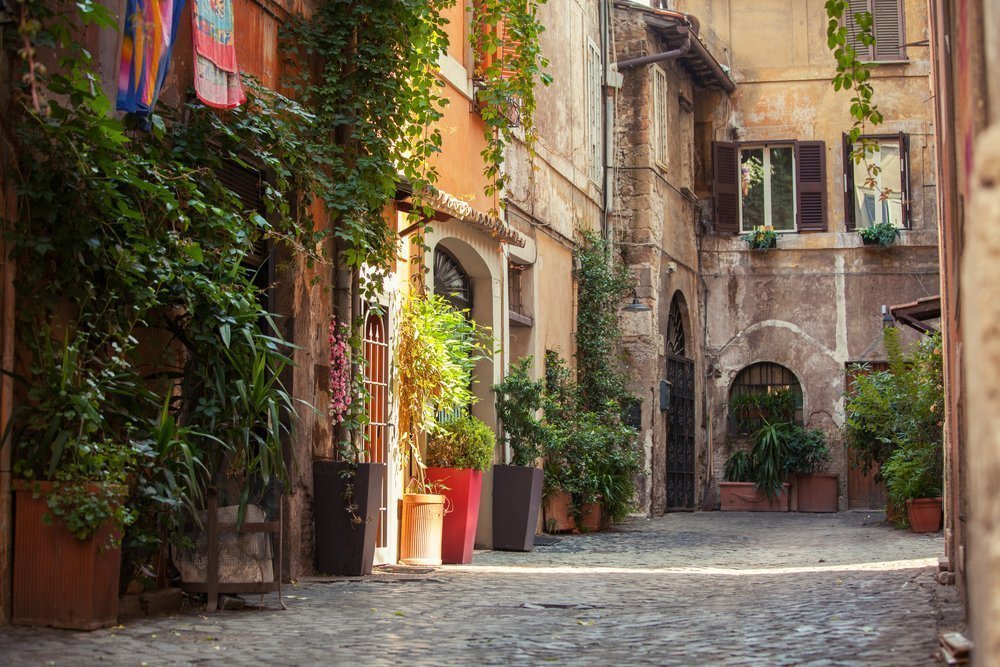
[785,428,839,512]
[859,221,898,247]
[741,225,777,250]
[882,438,943,532]
[426,415,495,564]
[395,291,491,564]
[719,424,792,511]
[493,357,546,551]
[8,332,135,629]
[314,317,386,576]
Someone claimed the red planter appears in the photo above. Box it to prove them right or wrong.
[12,481,122,630]
[907,497,943,533]
[580,502,609,532]
[543,490,575,533]
[426,467,484,564]
[795,473,839,512]
[719,482,790,511]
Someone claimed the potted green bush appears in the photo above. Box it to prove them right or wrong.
[396,291,492,564]
[741,225,777,250]
[493,357,546,551]
[9,332,134,630]
[859,221,898,247]
[426,415,495,563]
[882,439,943,532]
[785,428,838,512]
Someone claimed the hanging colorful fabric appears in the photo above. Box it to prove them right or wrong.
[117,0,186,124]
[192,0,245,109]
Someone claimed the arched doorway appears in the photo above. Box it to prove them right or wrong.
[665,293,696,510]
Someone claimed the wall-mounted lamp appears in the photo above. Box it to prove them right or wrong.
[623,288,652,313]
[881,304,894,328]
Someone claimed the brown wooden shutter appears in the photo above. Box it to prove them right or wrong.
[499,20,521,81]
[796,141,827,232]
[843,134,857,230]
[845,0,872,59]
[872,0,904,62]
[713,141,740,234]
[899,131,911,228]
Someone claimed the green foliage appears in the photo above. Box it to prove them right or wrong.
[493,356,549,466]
[723,450,753,483]
[844,329,943,478]
[4,0,317,560]
[784,428,831,476]
[859,221,898,246]
[426,415,496,472]
[729,388,794,434]
[471,0,552,210]
[750,422,793,500]
[395,292,492,490]
[740,226,777,250]
[574,232,635,413]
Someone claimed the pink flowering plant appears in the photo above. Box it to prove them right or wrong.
[328,316,352,424]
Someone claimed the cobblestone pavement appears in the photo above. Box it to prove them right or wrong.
[0,511,961,666]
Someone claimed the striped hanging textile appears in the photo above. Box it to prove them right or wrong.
[117,0,187,123]
[192,0,245,109]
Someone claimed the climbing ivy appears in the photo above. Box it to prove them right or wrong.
[825,1,891,203]
[471,0,552,212]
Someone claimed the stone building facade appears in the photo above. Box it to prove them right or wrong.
[613,0,940,514]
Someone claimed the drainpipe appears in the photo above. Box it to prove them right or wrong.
[616,31,692,71]
[600,0,611,240]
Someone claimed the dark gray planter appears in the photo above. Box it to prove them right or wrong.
[492,464,544,552]
[314,461,385,576]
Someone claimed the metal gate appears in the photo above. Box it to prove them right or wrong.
[666,353,696,509]
[363,308,390,550]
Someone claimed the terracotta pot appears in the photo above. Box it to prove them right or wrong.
[795,473,839,512]
[906,497,943,533]
[313,461,386,576]
[492,464,544,551]
[580,502,609,532]
[719,482,790,512]
[542,490,575,533]
[399,493,446,565]
[426,467,484,564]
[12,481,123,630]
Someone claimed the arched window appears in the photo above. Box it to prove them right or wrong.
[433,246,471,310]
[666,294,686,357]
[729,362,803,434]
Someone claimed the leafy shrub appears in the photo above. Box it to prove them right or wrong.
[723,450,753,483]
[859,221,898,246]
[784,428,831,475]
[493,357,550,466]
[426,415,496,472]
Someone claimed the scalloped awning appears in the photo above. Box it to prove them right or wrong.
[422,187,526,248]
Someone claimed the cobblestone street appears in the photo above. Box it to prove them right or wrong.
[0,511,960,666]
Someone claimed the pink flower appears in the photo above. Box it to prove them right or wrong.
[329,316,352,424]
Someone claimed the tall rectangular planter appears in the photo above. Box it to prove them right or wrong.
[795,473,839,512]
[426,467,483,564]
[314,461,386,576]
[492,464,543,551]
[12,481,122,630]
[719,482,790,512]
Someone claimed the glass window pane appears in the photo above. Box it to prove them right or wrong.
[740,148,765,231]
[854,140,905,228]
[769,147,795,230]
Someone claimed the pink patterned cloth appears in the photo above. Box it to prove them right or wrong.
[192,0,244,109]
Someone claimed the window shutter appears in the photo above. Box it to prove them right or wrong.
[653,67,669,169]
[899,131,911,228]
[844,0,872,59]
[587,40,602,184]
[872,0,904,62]
[796,141,827,232]
[713,141,739,234]
[843,133,856,230]
[499,20,521,81]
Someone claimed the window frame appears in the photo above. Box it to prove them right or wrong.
[652,65,669,171]
[843,0,907,64]
[843,132,911,230]
[728,362,804,435]
[737,143,798,233]
[586,39,602,186]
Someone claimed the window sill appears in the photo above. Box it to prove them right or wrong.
[509,310,533,328]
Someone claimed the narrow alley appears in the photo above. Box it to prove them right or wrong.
[0,512,958,666]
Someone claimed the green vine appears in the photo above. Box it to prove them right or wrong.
[825,1,893,209]
[471,0,552,212]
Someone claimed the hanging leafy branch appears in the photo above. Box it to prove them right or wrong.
[471,0,552,212]
[825,0,892,206]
